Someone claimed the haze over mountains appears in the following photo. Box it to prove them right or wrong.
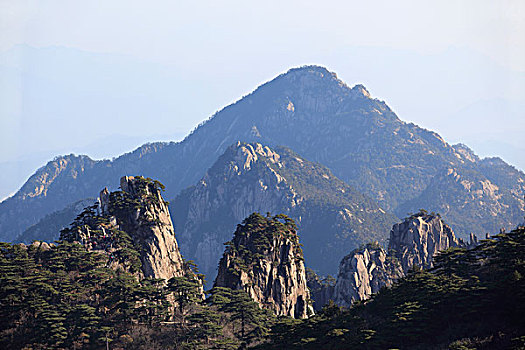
[1,45,524,201]
[2,65,524,259]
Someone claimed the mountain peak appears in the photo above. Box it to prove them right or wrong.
[452,143,479,163]
[286,65,334,76]
[214,212,312,318]
[274,66,373,100]
[351,84,371,98]
[62,175,187,281]
[272,65,347,90]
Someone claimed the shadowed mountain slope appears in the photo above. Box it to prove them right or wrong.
[171,142,397,281]
[1,65,523,241]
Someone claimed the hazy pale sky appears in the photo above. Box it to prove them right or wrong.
[1,0,524,199]
[2,0,524,70]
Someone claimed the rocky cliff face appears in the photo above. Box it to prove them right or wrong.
[389,213,462,272]
[214,213,312,319]
[172,142,396,283]
[332,243,403,306]
[0,154,102,241]
[396,161,525,239]
[61,176,185,281]
[331,212,471,307]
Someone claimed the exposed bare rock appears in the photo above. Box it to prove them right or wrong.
[468,232,478,248]
[396,162,525,240]
[332,212,469,307]
[172,141,396,285]
[30,241,52,251]
[62,176,186,281]
[4,65,523,254]
[389,213,462,272]
[109,176,185,280]
[214,213,313,319]
[332,243,403,307]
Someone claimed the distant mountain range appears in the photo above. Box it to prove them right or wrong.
[15,198,94,244]
[3,65,524,248]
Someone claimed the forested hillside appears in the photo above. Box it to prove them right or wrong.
[0,241,275,349]
[257,225,525,349]
[2,197,524,349]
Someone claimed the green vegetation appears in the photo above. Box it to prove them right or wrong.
[2,207,524,349]
[3,167,524,348]
[397,164,524,239]
[270,145,398,247]
[0,241,166,349]
[206,287,275,346]
[170,142,399,284]
[59,202,143,274]
[256,225,525,349]
[0,240,277,349]
[223,213,302,273]
[305,268,336,311]
[1,189,280,349]
[58,177,173,276]
[110,176,169,216]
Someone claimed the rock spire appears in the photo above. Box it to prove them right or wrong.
[214,213,312,319]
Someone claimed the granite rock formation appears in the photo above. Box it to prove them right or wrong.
[214,213,312,319]
[172,142,396,283]
[389,213,462,272]
[331,212,473,307]
[61,176,186,281]
[332,243,403,306]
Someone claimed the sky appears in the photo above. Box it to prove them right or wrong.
[1,0,524,200]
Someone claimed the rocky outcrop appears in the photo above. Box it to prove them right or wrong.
[214,213,312,319]
[172,141,396,284]
[389,213,462,272]
[61,176,186,281]
[396,162,525,240]
[332,243,403,306]
[332,212,473,307]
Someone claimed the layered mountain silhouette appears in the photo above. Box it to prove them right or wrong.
[171,142,396,281]
[15,198,94,243]
[1,65,524,242]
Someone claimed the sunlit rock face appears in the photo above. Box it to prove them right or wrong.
[171,141,395,284]
[3,65,524,250]
[65,176,186,281]
[332,213,470,307]
[388,213,462,272]
[332,243,403,307]
[214,213,313,319]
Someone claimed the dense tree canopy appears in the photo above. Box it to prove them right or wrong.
[256,225,525,349]
[0,239,276,349]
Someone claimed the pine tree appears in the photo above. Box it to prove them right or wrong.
[187,308,223,345]
[167,276,201,324]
